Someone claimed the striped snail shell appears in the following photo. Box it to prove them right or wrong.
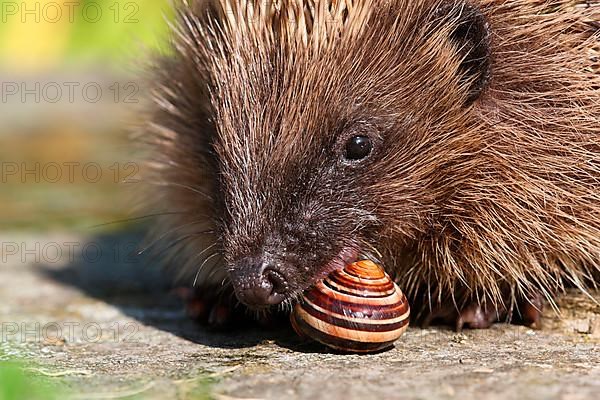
[291,260,410,353]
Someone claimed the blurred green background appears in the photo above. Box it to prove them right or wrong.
[0,4,174,395]
[0,0,173,230]
[0,0,172,68]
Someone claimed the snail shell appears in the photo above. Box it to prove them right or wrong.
[291,260,410,353]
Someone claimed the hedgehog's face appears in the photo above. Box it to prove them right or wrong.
[207,0,492,308]
[217,119,387,308]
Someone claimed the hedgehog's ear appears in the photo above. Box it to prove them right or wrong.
[440,3,492,105]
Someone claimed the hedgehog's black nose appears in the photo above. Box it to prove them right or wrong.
[230,258,289,307]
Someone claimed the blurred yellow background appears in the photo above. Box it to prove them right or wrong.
[0,0,172,230]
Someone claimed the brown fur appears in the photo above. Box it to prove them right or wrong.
[145,0,600,320]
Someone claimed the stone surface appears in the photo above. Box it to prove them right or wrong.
[1,233,599,399]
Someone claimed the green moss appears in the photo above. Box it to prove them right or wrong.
[176,377,216,400]
[0,362,63,400]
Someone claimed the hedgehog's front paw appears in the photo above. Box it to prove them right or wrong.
[456,293,544,331]
[512,292,544,329]
[455,303,506,331]
[174,287,246,329]
[421,303,502,330]
[422,292,544,331]
[174,287,286,329]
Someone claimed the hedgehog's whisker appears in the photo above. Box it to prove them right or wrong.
[193,252,222,287]
[89,211,192,229]
[149,181,215,202]
[138,220,214,256]
[150,232,217,259]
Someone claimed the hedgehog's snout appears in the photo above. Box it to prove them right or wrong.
[224,208,337,308]
[229,255,290,307]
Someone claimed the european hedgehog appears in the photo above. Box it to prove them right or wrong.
[146,0,600,329]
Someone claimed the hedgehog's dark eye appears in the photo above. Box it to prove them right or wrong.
[344,135,372,161]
